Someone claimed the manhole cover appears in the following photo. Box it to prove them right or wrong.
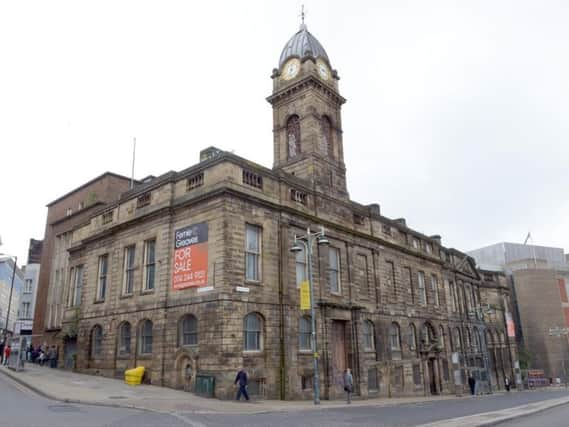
[109,396,128,400]
[48,405,82,413]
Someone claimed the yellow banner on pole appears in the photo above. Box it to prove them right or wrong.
[300,281,311,310]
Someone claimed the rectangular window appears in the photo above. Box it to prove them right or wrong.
[413,364,422,385]
[449,281,457,312]
[24,279,33,293]
[406,267,414,303]
[96,254,108,301]
[417,271,426,305]
[102,210,113,224]
[301,375,313,391]
[386,261,396,294]
[356,254,370,298]
[136,192,151,208]
[368,368,379,391]
[394,366,404,387]
[431,275,439,307]
[186,172,204,191]
[442,359,450,381]
[328,247,341,294]
[73,265,84,307]
[295,245,307,287]
[123,245,136,295]
[22,302,31,318]
[245,224,261,281]
[143,239,156,291]
[242,169,263,189]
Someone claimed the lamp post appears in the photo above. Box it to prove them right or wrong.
[0,254,18,343]
[290,226,329,405]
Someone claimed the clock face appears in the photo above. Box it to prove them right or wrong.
[282,58,300,80]
[317,60,330,80]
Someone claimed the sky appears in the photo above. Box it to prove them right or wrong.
[0,0,568,264]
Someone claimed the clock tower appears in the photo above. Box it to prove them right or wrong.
[267,23,348,198]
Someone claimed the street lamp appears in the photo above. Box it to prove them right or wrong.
[0,253,18,344]
[290,226,329,405]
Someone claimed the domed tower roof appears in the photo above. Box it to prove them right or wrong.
[279,24,330,67]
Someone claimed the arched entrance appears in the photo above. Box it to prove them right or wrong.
[175,352,197,392]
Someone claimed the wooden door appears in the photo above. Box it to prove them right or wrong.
[332,321,347,387]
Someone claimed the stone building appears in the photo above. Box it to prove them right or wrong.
[44,23,516,399]
[33,172,135,350]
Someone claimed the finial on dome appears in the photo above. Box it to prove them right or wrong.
[299,4,307,30]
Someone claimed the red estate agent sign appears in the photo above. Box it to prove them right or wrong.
[172,222,208,290]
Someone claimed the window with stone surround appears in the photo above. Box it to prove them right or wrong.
[96,254,108,301]
[393,365,404,387]
[301,375,313,391]
[90,325,103,358]
[122,245,136,295]
[299,316,312,351]
[363,320,375,351]
[295,244,307,287]
[453,327,462,351]
[67,265,84,307]
[430,274,439,307]
[290,188,307,205]
[143,239,156,291]
[389,322,401,353]
[24,279,32,294]
[118,322,131,355]
[179,314,198,346]
[413,364,422,385]
[356,254,370,298]
[321,115,333,158]
[382,224,392,236]
[287,115,301,159]
[405,267,414,303]
[449,280,457,312]
[243,312,263,351]
[245,224,261,282]
[353,213,365,225]
[368,367,379,392]
[417,271,426,305]
[328,247,341,294]
[407,323,417,355]
[102,210,113,225]
[386,261,396,295]
[439,325,446,350]
[138,319,153,355]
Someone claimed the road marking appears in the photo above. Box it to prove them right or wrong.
[170,411,209,427]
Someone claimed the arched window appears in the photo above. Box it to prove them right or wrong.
[439,325,446,350]
[299,316,312,351]
[320,115,333,158]
[362,320,375,351]
[465,328,472,351]
[389,322,401,351]
[179,314,198,346]
[472,328,480,352]
[499,331,506,347]
[408,323,417,353]
[244,312,262,351]
[91,325,103,358]
[486,330,494,348]
[118,322,131,355]
[421,323,436,347]
[138,319,153,355]
[286,115,301,159]
[453,327,462,351]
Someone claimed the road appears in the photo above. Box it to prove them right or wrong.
[0,373,188,427]
[498,402,569,427]
[1,371,569,427]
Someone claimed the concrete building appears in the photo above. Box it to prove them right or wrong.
[39,22,516,400]
[469,242,569,380]
[33,172,137,348]
[0,257,24,334]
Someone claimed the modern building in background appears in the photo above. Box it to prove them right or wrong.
[469,242,569,380]
[14,239,44,344]
[36,22,517,400]
[0,257,24,334]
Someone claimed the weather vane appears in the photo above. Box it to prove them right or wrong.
[300,4,306,25]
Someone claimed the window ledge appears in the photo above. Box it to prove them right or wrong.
[244,280,262,286]
[137,354,152,359]
[140,289,155,295]
[243,350,263,355]
[120,293,134,300]
[116,354,131,360]
[298,350,312,354]
[93,299,105,305]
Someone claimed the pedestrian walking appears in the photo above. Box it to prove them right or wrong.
[343,368,353,404]
[234,368,250,401]
[505,377,511,392]
[48,346,57,368]
[3,345,11,366]
[38,349,46,366]
[468,375,476,396]
[0,341,4,365]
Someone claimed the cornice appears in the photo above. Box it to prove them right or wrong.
[266,75,346,106]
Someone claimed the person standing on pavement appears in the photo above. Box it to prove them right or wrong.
[47,346,56,368]
[505,377,511,392]
[3,344,11,366]
[468,375,476,396]
[0,340,4,364]
[234,368,250,401]
[343,368,354,404]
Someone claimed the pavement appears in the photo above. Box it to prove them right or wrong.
[1,363,569,426]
